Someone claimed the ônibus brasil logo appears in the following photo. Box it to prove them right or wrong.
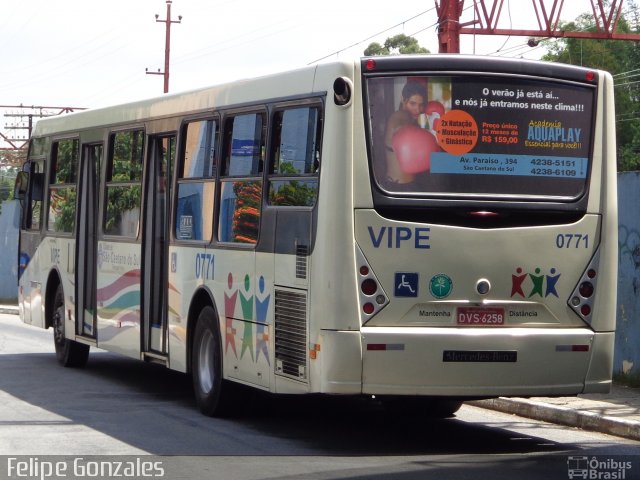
[567,456,632,480]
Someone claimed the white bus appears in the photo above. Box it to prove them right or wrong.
[15,55,617,417]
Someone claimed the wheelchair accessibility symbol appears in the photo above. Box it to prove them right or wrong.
[394,273,419,297]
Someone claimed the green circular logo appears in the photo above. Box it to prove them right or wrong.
[429,274,453,299]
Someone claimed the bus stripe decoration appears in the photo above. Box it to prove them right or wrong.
[97,270,141,326]
[97,269,140,302]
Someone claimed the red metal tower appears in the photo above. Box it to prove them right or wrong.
[436,0,640,53]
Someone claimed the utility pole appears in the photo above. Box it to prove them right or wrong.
[146,0,182,94]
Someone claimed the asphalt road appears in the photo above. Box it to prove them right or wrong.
[0,312,637,480]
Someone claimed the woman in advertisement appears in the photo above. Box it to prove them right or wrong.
[382,80,444,189]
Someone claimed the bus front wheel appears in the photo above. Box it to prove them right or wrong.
[191,306,237,416]
[52,284,89,368]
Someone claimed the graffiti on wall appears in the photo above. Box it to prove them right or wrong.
[619,224,640,294]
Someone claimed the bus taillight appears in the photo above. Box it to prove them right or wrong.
[569,251,600,322]
[356,246,389,321]
[361,278,377,296]
[579,281,594,298]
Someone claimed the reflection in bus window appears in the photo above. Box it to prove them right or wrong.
[175,120,217,241]
[218,112,265,244]
[48,139,79,233]
[175,182,215,241]
[218,180,262,244]
[182,120,217,178]
[268,106,321,206]
[104,130,144,237]
[27,161,44,231]
[223,114,264,176]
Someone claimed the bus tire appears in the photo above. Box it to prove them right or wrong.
[191,306,237,417]
[428,399,463,418]
[52,284,89,368]
[381,396,463,418]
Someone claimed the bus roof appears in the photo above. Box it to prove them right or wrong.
[30,55,603,139]
[30,60,351,138]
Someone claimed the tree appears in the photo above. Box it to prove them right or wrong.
[0,149,27,169]
[364,34,429,56]
[541,1,640,170]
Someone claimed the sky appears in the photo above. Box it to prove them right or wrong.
[0,0,593,142]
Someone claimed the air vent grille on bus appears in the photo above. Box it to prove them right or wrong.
[295,245,309,279]
[275,288,308,381]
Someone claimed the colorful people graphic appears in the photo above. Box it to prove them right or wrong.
[511,267,527,297]
[511,266,561,298]
[224,272,238,357]
[240,274,254,361]
[545,268,561,298]
[255,275,271,365]
[529,267,544,297]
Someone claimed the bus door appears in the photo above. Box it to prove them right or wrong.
[75,143,102,337]
[142,134,174,355]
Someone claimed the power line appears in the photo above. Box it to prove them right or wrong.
[307,7,436,64]
[614,68,640,77]
[615,80,640,87]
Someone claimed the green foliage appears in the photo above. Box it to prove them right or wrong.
[0,149,27,169]
[104,131,144,235]
[542,2,640,171]
[49,140,79,232]
[51,188,77,233]
[269,180,318,207]
[364,34,429,56]
[0,172,16,204]
[104,185,141,235]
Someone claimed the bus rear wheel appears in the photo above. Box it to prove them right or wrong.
[191,306,237,416]
[52,284,89,368]
[381,396,463,418]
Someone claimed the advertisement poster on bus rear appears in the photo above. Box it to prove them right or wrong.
[369,74,595,198]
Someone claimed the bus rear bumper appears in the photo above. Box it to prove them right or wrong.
[317,327,613,398]
[361,327,613,397]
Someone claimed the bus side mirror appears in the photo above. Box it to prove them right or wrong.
[14,171,29,201]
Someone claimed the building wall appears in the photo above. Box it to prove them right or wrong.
[0,200,19,303]
[616,171,640,383]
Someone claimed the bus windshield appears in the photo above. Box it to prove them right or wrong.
[366,74,596,200]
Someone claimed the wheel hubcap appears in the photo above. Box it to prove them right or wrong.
[53,306,64,345]
[197,329,215,394]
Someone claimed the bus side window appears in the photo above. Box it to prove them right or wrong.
[175,119,217,241]
[29,171,44,230]
[104,130,144,237]
[22,162,44,231]
[268,106,321,207]
[47,139,79,233]
[218,112,265,244]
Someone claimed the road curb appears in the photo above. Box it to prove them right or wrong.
[468,397,640,441]
[0,307,19,315]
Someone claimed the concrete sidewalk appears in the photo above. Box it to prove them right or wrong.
[0,304,18,315]
[469,385,640,441]
[0,304,638,441]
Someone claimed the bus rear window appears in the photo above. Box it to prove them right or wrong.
[366,74,595,200]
